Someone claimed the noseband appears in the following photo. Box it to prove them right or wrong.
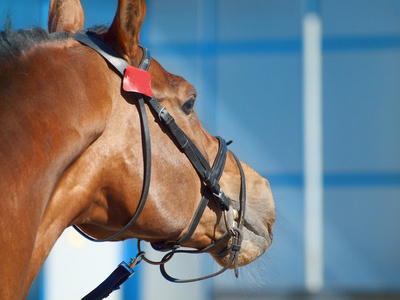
[71,32,246,286]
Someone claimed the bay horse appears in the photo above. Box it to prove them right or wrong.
[0,0,275,298]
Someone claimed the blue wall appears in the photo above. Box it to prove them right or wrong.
[2,0,400,298]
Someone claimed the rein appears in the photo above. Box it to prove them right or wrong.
[71,32,246,299]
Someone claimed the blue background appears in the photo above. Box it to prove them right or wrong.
[2,0,399,298]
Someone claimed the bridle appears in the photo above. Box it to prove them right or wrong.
[71,32,247,288]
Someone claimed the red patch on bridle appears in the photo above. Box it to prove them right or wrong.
[123,65,154,97]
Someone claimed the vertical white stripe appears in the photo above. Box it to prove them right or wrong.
[303,12,324,293]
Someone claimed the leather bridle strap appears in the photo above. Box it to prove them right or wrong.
[72,32,151,242]
[151,136,228,252]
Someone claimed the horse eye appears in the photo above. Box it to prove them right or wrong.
[182,98,195,115]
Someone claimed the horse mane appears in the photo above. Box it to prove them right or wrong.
[1,27,47,63]
[0,20,108,64]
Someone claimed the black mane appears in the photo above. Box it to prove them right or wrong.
[0,25,66,64]
[0,20,108,64]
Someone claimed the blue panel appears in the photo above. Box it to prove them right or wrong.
[324,35,400,53]
[0,0,116,30]
[324,50,400,172]
[146,0,199,43]
[216,53,302,175]
[324,172,400,188]
[262,187,305,289]
[324,187,400,290]
[81,0,116,29]
[322,0,400,36]
[304,0,320,14]
[217,0,302,40]
[0,0,42,28]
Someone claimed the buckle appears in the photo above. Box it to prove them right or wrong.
[212,188,230,211]
[213,187,223,199]
[158,106,166,121]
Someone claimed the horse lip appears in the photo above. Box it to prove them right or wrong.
[242,206,272,244]
[230,204,269,241]
[244,219,266,239]
[243,217,269,242]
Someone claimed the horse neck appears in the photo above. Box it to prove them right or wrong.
[1,40,113,214]
[0,40,113,298]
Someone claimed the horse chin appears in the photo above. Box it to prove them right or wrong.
[211,222,273,268]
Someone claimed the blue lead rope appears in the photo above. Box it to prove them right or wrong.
[81,262,135,300]
[81,253,145,299]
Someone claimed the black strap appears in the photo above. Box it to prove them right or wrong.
[74,32,151,75]
[74,32,128,76]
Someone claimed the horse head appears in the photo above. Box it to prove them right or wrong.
[0,0,275,298]
[73,0,275,267]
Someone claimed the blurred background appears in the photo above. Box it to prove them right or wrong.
[1,0,399,299]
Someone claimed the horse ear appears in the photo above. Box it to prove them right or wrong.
[48,0,84,34]
[104,0,146,66]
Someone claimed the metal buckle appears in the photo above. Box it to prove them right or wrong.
[212,188,230,211]
[213,187,223,199]
[158,106,166,121]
